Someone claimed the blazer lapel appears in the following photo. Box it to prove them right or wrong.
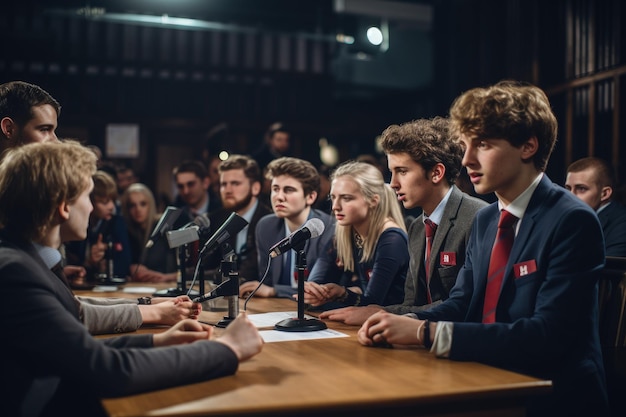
[499,176,550,295]
[430,188,462,276]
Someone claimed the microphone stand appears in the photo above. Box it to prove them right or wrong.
[96,239,125,285]
[153,243,200,297]
[215,252,240,328]
[275,242,327,332]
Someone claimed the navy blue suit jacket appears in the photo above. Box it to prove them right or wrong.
[597,201,626,257]
[255,209,335,298]
[418,175,609,417]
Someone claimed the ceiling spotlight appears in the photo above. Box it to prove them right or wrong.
[366,26,383,46]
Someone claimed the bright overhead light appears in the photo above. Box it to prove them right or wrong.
[366,26,383,46]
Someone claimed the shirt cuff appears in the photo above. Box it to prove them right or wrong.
[431,321,453,358]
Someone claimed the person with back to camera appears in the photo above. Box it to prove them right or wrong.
[301,161,409,309]
[0,81,203,334]
[357,81,609,417]
[319,117,487,325]
[0,140,263,417]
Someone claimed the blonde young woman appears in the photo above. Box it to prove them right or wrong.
[121,183,178,283]
[303,161,409,308]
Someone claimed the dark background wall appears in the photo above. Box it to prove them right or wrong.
[1,0,625,202]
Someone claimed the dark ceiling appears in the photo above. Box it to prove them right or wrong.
[33,0,430,37]
[16,0,436,99]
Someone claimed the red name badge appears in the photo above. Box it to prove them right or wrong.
[514,260,537,278]
[440,252,456,266]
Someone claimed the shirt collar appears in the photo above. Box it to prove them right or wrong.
[240,199,258,224]
[191,195,210,217]
[597,201,611,214]
[33,242,62,269]
[423,186,453,226]
[498,172,543,221]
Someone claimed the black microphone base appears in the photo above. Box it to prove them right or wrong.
[95,275,126,285]
[215,316,237,328]
[275,317,327,332]
[153,287,200,297]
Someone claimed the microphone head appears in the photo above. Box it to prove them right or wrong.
[304,218,325,238]
[193,213,211,228]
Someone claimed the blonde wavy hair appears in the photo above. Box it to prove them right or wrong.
[331,161,406,272]
[120,183,158,247]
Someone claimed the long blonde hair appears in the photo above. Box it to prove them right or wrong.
[120,183,157,247]
[332,161,406,272]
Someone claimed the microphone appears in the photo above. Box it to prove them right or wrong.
[199,212,248,256]
[269,218,325,258]
[146,206,183,248]
[192,278,232,303]
[165,214,211,249]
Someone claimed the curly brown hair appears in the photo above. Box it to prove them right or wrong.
[380,116,462,184]
[449,80,558,171]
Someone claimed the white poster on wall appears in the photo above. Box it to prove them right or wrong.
[106,124,139,158]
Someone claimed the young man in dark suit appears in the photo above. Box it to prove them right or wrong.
[358,81,609,417]
[205,154,272,282]
[173,159,222,222]
[320,117,488,325]
[0,80,60,152]
[239,156,335,299]
[565,156,626,257]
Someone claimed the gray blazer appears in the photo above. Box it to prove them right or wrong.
[77,297,143,335]
[385,186,487,315]
[255,209,335,298]
[49,249,143,335]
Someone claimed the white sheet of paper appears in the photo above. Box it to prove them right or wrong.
[92,286,119,292]
[122,286,158,294]
[247,311,320,328]
[260,328,349,343]
[245,312,349,343]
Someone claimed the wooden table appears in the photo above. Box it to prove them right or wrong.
[77,284,552,417]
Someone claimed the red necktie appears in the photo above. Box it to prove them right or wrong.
[482,210,517,323]
[424,219,437,304]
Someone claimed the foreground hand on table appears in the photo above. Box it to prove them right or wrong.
[215,312,264,361]
[358,311,423,347]
[153,319,213,346]
[140,295,202,325]
[319,305,384,326]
